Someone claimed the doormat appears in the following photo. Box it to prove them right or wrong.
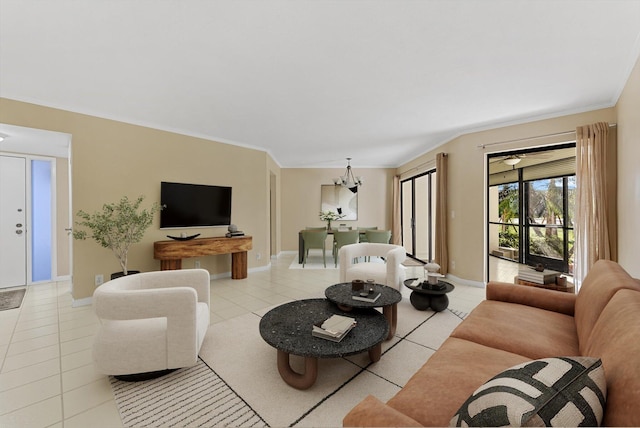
[0,287,26,311]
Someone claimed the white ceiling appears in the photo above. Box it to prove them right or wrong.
[1,0,639,168]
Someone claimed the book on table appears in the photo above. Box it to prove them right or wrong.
[312,314,357,342]
[352,292,381,303]
[518,268,560,284]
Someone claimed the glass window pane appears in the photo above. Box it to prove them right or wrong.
[401,180,413,254]
[414,175,429,261]
[568,175,576,227]
[528,226,563,260]
[32,160,52,282]
[567,228,575,275]
[497,183,519,224]
[430,172,437,261]
[527,178,564,226]
[490,223,519,261]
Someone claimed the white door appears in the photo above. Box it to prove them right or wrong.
[0,155,27,288]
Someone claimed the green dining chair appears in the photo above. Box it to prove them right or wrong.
[364,230,392,261]
[357,227,378,243]
[301,230,328,268]
[332,230,359,267]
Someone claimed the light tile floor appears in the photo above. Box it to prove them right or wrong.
[0,252,486,427]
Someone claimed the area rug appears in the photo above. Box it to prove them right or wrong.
[0,287,26,311]
[110,300,467,427]
[110,359,266,427]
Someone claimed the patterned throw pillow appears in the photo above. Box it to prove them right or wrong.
[450,356,606,427]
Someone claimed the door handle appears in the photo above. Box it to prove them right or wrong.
[16,223,23,227]
[16,230,23,235]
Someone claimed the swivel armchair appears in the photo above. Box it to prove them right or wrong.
[92,269,211,380]
[339,243,406,290]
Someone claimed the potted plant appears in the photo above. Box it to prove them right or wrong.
[73,195,163,278]
[319,209,345,230]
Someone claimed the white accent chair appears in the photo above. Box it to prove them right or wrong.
[92,269,210,380]
[339,243,407,290]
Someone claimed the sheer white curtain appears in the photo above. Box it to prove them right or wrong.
[574,122,616,289]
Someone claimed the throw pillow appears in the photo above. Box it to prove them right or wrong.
[450,356,606,427]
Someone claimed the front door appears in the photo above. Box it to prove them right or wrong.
[0,155,27,288]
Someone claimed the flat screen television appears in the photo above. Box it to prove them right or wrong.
[160,181,232,228]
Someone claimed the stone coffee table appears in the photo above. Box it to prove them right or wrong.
[259,298,388,390]
[324,282,401,340]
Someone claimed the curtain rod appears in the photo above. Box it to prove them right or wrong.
[477,123,617,149]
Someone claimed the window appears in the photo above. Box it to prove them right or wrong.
[401,170,436,263]
[524,176,575,274]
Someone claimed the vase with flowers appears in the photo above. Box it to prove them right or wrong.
[319,210,346,230]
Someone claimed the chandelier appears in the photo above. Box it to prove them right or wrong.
[333,158,363,193]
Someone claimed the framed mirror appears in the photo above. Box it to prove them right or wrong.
[321,185,358,220]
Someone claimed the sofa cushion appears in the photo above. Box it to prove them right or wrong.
[574,259,639,354]
[583,289,640,427]
[450,356,606,427]
[384,337,531,426]
[342,395,422,427]
[450,300,578,360]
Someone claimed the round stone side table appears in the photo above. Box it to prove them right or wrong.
[403,278,455,312]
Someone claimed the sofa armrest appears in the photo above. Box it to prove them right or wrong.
[343,395,422,427]
[486,281,576,316]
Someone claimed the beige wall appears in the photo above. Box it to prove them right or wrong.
[397,108,617,283]
[281,168,396,251]
[615,56,640,277]
[0,98,272,300]
[2,56,637,293]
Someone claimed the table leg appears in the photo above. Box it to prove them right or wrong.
[160,259,182,270]
[368,343,382,362]
[276,350,318,390]
[382,303,397,340]
[231,251,248,279]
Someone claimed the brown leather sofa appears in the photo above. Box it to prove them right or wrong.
[343,260,640,427]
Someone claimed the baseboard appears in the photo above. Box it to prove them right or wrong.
[446,273,485,288]
[72,296,93,307]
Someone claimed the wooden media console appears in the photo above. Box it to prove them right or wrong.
[154,236,253,279]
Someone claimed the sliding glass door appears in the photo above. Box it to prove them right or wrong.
[401,170,436,263]
[487,143,576,281]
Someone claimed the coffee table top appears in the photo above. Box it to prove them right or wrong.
[325,282,402,308]
[404,278,455,295]
[259,298,388,359]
